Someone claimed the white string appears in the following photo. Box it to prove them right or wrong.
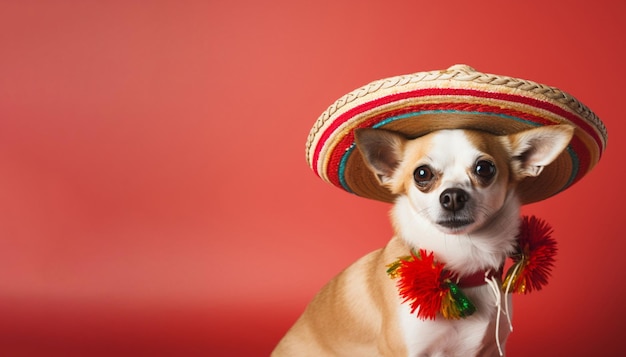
[485,272,505,357]
[503,263,522,332]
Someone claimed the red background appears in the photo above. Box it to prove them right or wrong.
[0,1,623,356]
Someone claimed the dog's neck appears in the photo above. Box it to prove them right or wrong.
[391,191,521,275]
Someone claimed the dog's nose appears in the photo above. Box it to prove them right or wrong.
[440,188,469,211]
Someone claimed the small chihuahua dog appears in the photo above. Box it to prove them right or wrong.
[274,124,574,356]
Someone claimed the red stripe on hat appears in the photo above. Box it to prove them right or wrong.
[312,88,603,179]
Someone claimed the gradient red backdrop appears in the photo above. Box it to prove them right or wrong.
[0,1,623,356]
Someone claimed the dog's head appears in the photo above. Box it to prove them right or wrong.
[355,125,574,235]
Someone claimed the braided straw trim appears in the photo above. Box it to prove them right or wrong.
[305,64,607,164]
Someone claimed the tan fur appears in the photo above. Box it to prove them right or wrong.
[274,125,574,356]
[394,134,438,195]
[272,237,411,356]
[465,131,512,188]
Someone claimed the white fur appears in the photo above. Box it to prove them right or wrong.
[399,290,513,357]
[393,192,520,274]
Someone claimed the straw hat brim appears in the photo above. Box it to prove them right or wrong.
[306,65,607,204]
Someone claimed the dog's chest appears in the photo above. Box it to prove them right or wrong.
[396,287,510,357]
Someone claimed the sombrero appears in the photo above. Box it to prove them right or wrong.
[306,64,607,204]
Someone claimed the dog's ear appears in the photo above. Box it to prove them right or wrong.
[354,128,406,185]
[507,124,575,178]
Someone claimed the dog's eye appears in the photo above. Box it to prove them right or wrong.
[414,165,434,186]
[475,160,496,181]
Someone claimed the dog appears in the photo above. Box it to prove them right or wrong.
[273,124,574,356]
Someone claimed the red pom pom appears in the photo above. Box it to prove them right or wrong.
[396,249,451,320]
[504,215,558,294]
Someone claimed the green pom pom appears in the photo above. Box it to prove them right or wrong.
[441,282,476,319]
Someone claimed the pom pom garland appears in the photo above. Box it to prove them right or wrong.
[387,215,557,320]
